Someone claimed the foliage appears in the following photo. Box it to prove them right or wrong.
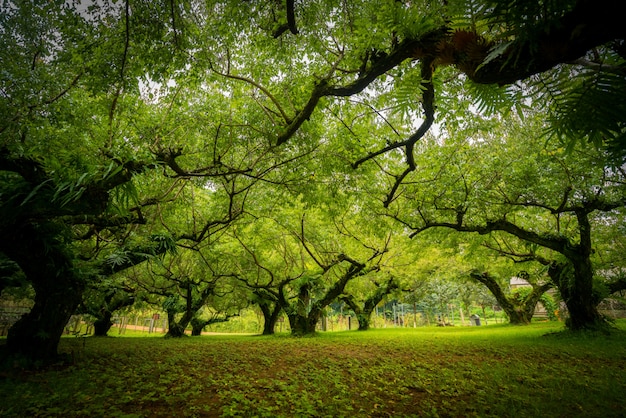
[1,0,625,364]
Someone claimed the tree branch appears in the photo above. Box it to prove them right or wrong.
[210,63,291,124]
[470,0,626,84]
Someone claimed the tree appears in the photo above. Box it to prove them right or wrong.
[340,275,399,331]
[338,223,422,331]
[134,242,238,338]
[190,316,233,336]
[193,1,624,332]
[199,0,625,195]
[231,218,369,336]
[0,0,307,362]
[390,111,626,330]
[250,289,283,336]
[3,0,625,364]
[0,0,196,364]
[80,281,137,337]
[435,231,557,325]
[230,189,393,336]
[470,271,553,325]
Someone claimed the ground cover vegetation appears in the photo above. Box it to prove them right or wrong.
[1,0,626,382]
[1,322,626,417]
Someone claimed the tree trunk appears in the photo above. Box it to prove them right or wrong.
[190,318,205,336]
[285,283,318,336]
[164,281,216,337]
[471,272,531,325]
[279,259,370,336]
[355,313,371,331]
[92,311,114,337]
[165,309,189,338]
[258,301,282,335]
[341,295,371,331]
[287,312,318,336]
[569,261,604,330]
[549,261,604,330]
[520,283,554,322]
[191,317,233,336]
[341,277,397,331]
[2,225,84,366]
[6,276,83,365]
[89,292,135,337]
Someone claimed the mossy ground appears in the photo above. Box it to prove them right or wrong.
[1,321,625,417]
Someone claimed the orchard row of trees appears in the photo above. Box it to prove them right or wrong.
[1,0,625,365]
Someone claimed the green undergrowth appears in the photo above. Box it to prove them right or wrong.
[1,321,625,417]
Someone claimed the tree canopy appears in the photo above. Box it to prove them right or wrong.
[1,0,625,364]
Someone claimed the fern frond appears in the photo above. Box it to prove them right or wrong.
[447,0,491,31]
[106,251,131,268]
[466,81,518,115]
[541,67,626,156]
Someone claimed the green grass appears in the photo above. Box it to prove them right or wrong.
[1,321,625,417]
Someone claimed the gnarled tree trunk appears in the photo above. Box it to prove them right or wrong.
[2,226,84,365]
[341,277,398,331]
[87,290,135,337]
[258,299,282,335]
[92,311,114,337]
[283,283,319,336]
[549,261,604,330]
[7,282,83,365]
[470,272,551,325]
[280,258,371,336]
[164,281,217,338]
[190,316,233,336]
[165,309,191,338]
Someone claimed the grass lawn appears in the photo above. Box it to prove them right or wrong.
[1,321,625,417]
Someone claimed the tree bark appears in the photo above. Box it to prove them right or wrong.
[190,320,204,336]
[341,277,398,331]
[164,282,216,338]
[549,261,604,330]
[470,272,552,325]
[190,317,231,336]
[1,224,84,366]
[87,290,135,337]
[284,283,319,336]
[6,280,82,365]
[287,314,315,336]
[548,209,606,330]
[468,0,626,85]
[258,299,282,335]
[92,311,114,337]
[518,282,555,322]
[283,263,371,335]
[165,309,188,338]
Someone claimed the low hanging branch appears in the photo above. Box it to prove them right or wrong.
[375,59,435,207]
[275,35,433,146]
[266,0,626,201]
